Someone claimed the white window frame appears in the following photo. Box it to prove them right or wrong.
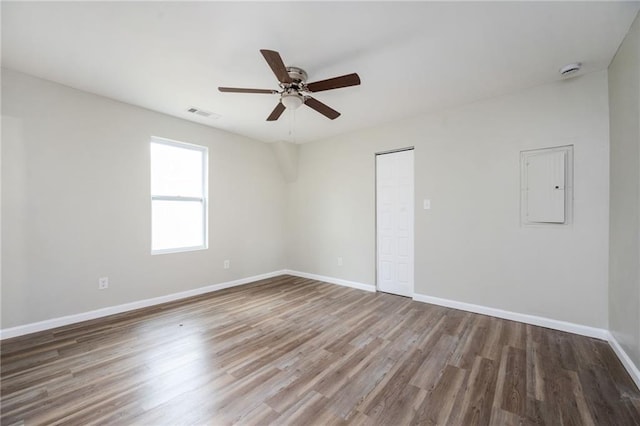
[151,136,208,255]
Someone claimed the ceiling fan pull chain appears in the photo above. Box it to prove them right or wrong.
[288,108,294,142]
[293,109,297,144]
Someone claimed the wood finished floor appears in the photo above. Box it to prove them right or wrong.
[1,275,639,425]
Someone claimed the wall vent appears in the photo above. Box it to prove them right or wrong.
[186,107,220,119]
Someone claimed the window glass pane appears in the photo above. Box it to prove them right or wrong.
[152,200,204,251]
[151,142,203,197]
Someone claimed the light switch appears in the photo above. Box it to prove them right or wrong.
[423,199,431,210]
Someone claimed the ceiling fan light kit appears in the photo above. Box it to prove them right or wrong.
[281,93,304,110]
[218,49,360,121]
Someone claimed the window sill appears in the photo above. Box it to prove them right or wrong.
[151,245,207,256]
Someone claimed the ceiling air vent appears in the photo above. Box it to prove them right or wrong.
[186,107,220,119]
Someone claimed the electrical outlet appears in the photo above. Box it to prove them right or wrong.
[224,260,230,269]
[337,257,343,266]
[98,277,109,290]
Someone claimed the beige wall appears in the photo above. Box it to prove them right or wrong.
[609,12,640,370]
[1,69,287,328]
[0,66,616,333]
[288,71,610,329]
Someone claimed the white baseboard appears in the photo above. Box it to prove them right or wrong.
[412,292,609,340]
[608,332,640,390]
[280,272,607,341]
[283,270,376,293]
[5,269,635,391]
[414,291,640,388]
[0,270,286,340]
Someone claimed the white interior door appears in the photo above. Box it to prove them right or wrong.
[376,149,414,297]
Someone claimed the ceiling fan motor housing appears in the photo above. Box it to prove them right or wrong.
[285,67,308,83]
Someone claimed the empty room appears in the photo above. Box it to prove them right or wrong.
[2,1,640,424]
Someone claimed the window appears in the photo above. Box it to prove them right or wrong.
[151,137,208,254]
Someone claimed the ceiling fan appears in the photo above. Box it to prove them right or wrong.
[218,49,360,121]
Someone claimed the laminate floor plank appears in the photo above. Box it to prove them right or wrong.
[1,275,638,425]
[360,349,427,418]
[501,346,527,416]
[452,356,499,426]
[411,364,467,425]
[409,334,459,390]
[326,345,398,420]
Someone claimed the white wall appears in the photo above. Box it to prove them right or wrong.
[288,71,610,329]
[609,12,640,370]
[1,69,287,329]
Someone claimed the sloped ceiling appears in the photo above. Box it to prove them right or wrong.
[2,1,639,143]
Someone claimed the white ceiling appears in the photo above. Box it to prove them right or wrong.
[2,2,639,144]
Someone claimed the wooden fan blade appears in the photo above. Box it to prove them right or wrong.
[304,97,340,120]
[260,49,292,84]
[218,87,277,94]
[267,102,286,121]
[306,73,360,93]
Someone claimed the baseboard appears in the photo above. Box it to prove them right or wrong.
[2,269,626,382]
[280,272,607,341]
[0,270,287,340]
[283,270,376,293]
[413,291,638,389]
[608,332,640,390]
[412,292,609,340]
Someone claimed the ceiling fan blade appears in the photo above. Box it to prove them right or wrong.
[260,49,292,84]
[267,102,286,121]
[218,87,277,94]
[304,97,341,120]
[306,73,360,93]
